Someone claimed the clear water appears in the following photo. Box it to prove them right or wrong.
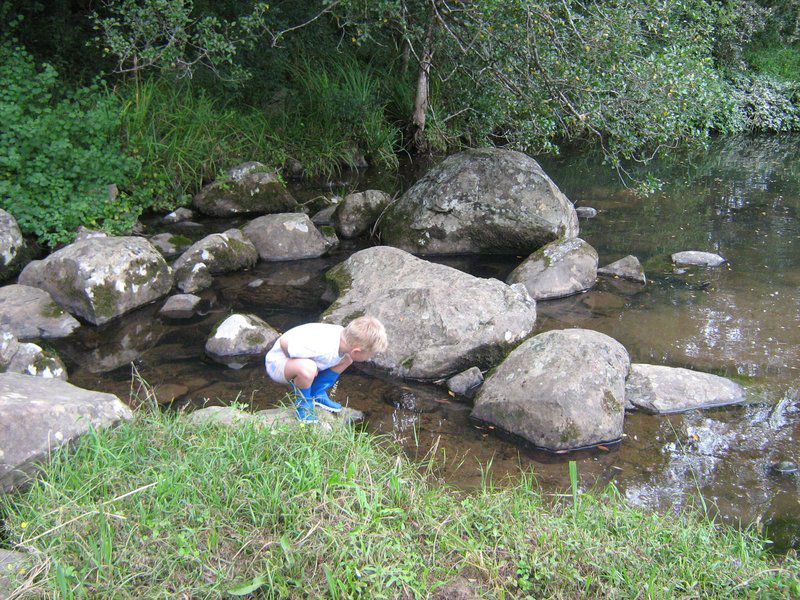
[49,135,800,551]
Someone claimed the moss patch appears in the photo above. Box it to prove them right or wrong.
[89,281,122,322]
[39,302,65,319]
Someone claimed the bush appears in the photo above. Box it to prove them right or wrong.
[0,40,143,247]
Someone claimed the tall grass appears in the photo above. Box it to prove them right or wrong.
[2,407,798,598]
[118,60,402,210]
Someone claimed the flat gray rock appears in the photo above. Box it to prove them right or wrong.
[575,206,598,218]
[242,213,329,261]
[671,251,726,267]
[0,284,80,339]
[186,405,363,430]
[507,237,598,300]
[625,364,745,413]
[472,328,629,452]
[598,255,646,284]
[159,294,201,319]
[322,246,536,380]
[163,207,194,224]
[0,373,131,492]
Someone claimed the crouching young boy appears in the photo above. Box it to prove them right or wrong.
[264,316,388,423]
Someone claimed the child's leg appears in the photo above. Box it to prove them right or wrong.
[310,356,352,413]
[283,359,319,422]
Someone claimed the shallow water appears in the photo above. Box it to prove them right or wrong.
[50,135,800,550]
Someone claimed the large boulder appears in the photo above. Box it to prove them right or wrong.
[242,213,329,261]
[0,373,132,492]
[471,329,630,452]
[173,229,258,292]
[322,246,537,380]
[0,284,80,339]
[193,162,298,217]
[625,364,745,414]
[380,148,578,255]
[205,314,280,366]
[333,190,392,239]
[18,237,173,325]
[0,332,67,380]
[0,209,26,281]
[506,237,598,300]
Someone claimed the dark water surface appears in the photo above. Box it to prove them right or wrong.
[51,135,800,550]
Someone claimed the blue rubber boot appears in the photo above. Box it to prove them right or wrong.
[310,368,342,413]
[291,383,319,423]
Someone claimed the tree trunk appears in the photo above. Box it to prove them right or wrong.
[412,23,435,152]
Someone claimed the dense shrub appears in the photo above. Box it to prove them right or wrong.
[0,40,142,247]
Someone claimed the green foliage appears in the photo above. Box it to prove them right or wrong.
[0,40,142,247]
[2,408,798,597]
[91,0,270,83]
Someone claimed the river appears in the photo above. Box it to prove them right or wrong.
[49,134,800,552]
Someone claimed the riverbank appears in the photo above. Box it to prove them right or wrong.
[2,403,797,598]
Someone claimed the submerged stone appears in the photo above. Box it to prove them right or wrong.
[671,251,726,267]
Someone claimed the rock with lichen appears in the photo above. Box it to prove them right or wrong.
[173,229,257,292]
[0,331,67,380]
[472,328,629,452]
[18,237,173,325]
[0,284,80,339]
[193,162,298,217]
[242,213,329,261]
[333,190,392,239]
[0,209,26,282]
[205,313,280,366]
[380,148,578,255]
[322,246,537,380]
[507,237,598,300]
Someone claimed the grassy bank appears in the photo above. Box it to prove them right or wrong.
[1,410,798,598]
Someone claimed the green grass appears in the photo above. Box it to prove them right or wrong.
[1,409,798,598]
[747,44,800,83]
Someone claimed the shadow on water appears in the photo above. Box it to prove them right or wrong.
[48,134,800,552]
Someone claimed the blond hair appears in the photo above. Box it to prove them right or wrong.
[343,316,388,354]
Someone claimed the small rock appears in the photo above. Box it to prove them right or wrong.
[247,279,264,288]
[205,314,280,364]
[382,386,441,413]
[771,460,798,475]
[598,255,646,284]
[177,262,213,293]
[311,204,339,226]
[163,207,194,224]
[575,206,598,218]
[150,233,192,257]
[159,294,202,319]
[447,367,484,397]
[74,226,108,241]
[283,158,306,180]
[671,251,726,267]
[153,383,189,404]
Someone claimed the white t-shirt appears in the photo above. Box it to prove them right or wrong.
[282,323,346,371]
